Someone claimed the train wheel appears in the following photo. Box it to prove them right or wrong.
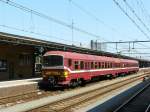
[79,78,86,86]
[107,74,114,79]
[121,73,126,77]
[69,80,78,88]
[77,78,82,86]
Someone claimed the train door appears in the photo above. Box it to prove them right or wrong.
[9,62,14,79]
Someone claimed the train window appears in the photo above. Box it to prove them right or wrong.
[88,62,90,69]
[102,62,104,68]
[107,63,109,68]
[85,62,87,69]
[104,62,107,68]
[115,63,117,68]
[91,62,94,69]
[106,62,108,68]
[106,63,108,68]
[74,61,79,70]
[95,62,98,69]
[118,63,120,68]
[116,63,119,68]
[80,61,84,69]
[99,62,101,69]
[117,63,119,68]
[114,63,116,68]
[108,63,110,68]
[43,55,63,67]
[68,59,72,67]
[110,63,112,68]
[124,64,126,67]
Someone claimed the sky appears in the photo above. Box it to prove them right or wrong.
[0,0,150,59]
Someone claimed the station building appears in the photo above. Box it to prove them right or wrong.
[0,44,34,80]
[0,32,150,81]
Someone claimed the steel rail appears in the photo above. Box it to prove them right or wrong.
[28,74,148,112]
[0,89,63,109]
[54,76,145,112]
[0,69,145,106]
[145,104,150,112]
[0,77,112,107]
[0,72,148,112]
[0,90,54,108]
[0,90,40,104]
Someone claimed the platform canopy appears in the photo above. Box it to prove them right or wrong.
[0,31,149,64]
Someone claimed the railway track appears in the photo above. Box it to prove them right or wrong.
[113,78,150,112]
[28,73,149,112]
[0,90,61,109]
[0,76,117,108]
[0,76,123,109]
[0,71,149,111]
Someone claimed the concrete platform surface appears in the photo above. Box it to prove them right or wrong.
[76,79,150,112]
[0,78,41,98]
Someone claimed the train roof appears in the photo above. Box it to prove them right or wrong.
[44,51,138,64]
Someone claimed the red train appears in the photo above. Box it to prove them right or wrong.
[41,51,139,87]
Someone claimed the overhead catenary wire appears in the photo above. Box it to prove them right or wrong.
[71,0,150,58]
[123,0,150,34]
[0,0,119,51]
[69,0,118,42]
[0,0,149,58]
[0,0,104,40]
[113,0,150,40]
[0,24,117,51]
[138,0,150,26]
[119,0,150,55]
[70,0,150,53]
[0,24,83,45]
[69,0,132,53]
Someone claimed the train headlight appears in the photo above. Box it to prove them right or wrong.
[64,71,68,78]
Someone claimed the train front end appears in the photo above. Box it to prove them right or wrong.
[41,54,70,87]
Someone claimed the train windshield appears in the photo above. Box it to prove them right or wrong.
[43,55,63,67]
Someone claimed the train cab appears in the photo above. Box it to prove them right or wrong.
[41,52,70,86]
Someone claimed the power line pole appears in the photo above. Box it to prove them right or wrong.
[72,19,74,45]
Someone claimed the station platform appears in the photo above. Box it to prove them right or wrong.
[0,78,41,98]
[0,67,149,98]
[77,77,150,112]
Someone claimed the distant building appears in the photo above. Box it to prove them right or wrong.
[90,40,107,51]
